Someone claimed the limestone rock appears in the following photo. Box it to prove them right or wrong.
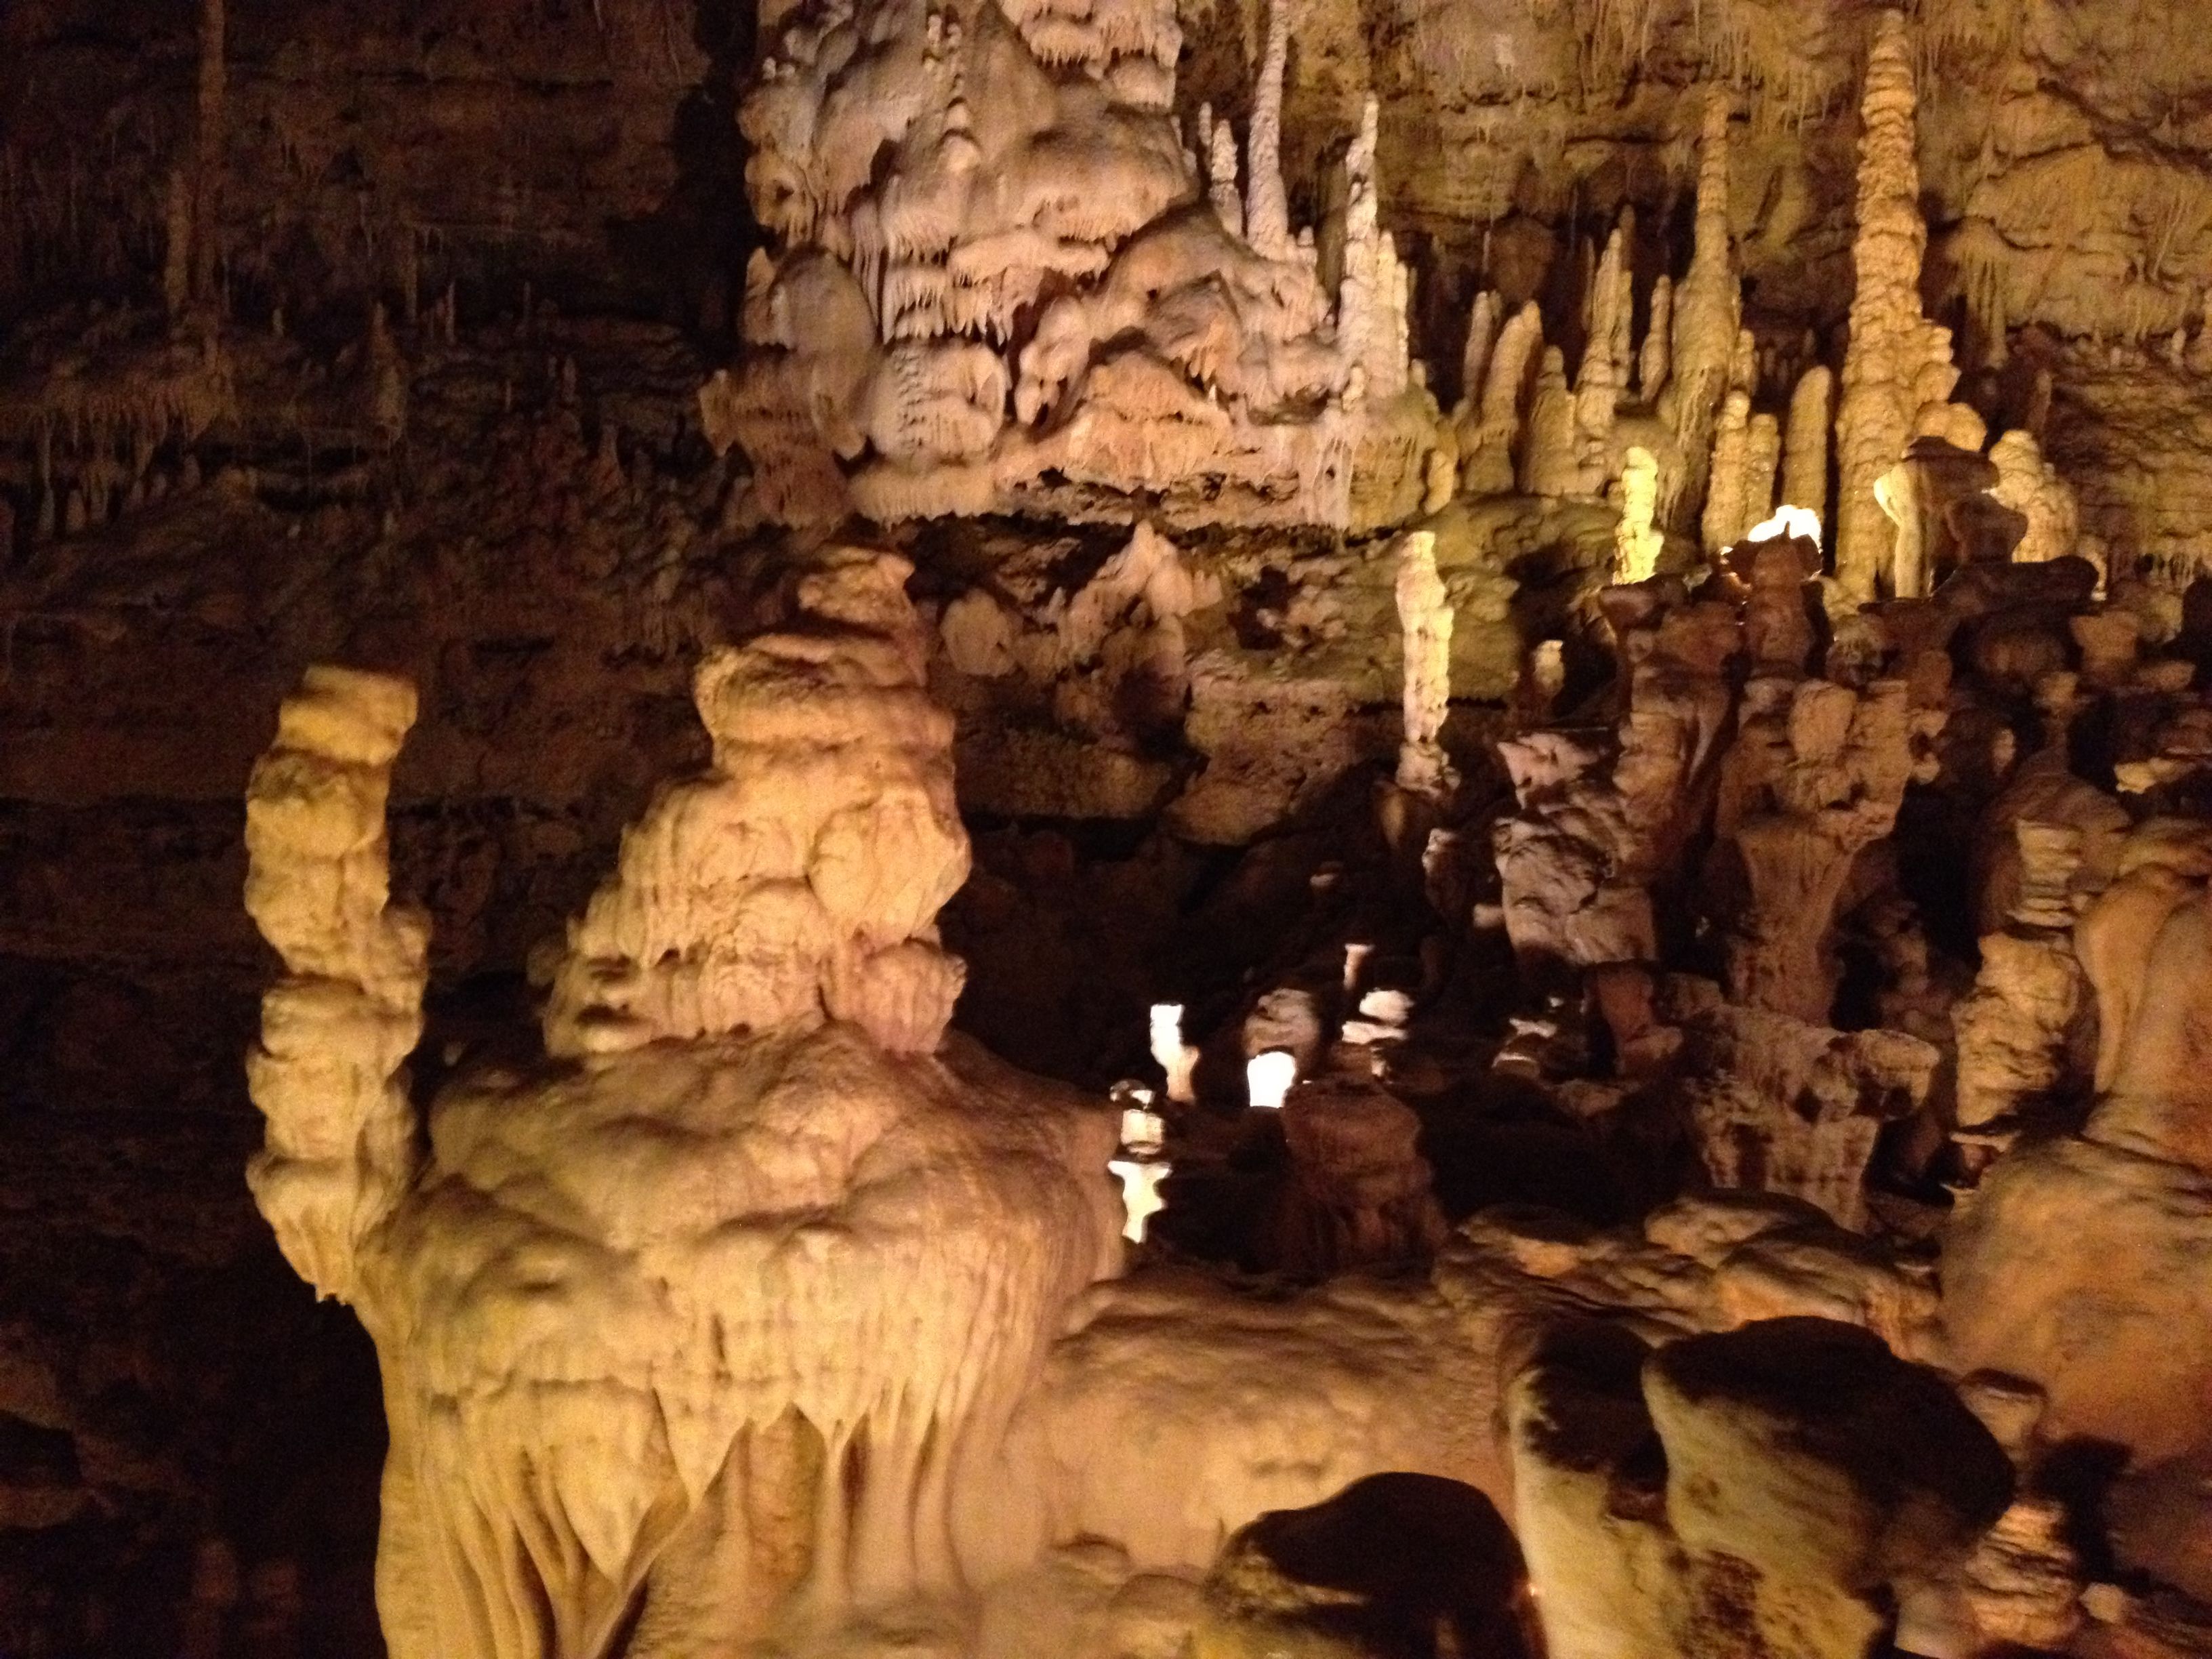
[1268,1073,1448,1276]
[242,552,1125,1657]
[1202,1475,1536,1659]
[544,549,970,1059]
[1511,1317,2009,1659]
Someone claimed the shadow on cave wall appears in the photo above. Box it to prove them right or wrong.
[609,0,758,346]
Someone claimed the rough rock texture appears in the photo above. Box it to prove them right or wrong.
[544,550,970,1059]
[705,0,1435,528]
[1833,12,1967,602]
[1509,1318,2011,1659]
[1269,1072,1449,1275]
[34,0,2212,1654]
[1202,1475,1536,1659]
[1946,819,2212,1462]
[242,554,1123,1656]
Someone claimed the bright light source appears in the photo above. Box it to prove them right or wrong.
[1149,1004,1197,1104]
[1746,505,1822,547]
[1246,1050,1296,1109]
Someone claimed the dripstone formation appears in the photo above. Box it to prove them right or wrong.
[17,1,2212,1656]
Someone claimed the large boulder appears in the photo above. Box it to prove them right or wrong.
[1509,1317,2011,1659]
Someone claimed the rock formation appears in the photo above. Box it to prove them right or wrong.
[39,0,2212,1648]
[1509,1319,2010,1659]
[1946,817,2212,1461]
[1393,529,1454,798]
[243,551,1123,1656]
[701,0,1436,529]
[1834,12,1973,602]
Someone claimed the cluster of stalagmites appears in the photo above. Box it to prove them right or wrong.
[243,520,2212,1659]
[223,8,2212,1659]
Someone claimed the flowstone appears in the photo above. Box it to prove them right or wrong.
[702,0,1435,529]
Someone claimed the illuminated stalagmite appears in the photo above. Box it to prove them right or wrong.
[1781,365,1833,533]
[1612,446,1663,582]
[1661,89,1742,527]
[1834,12,1971,600]
[243,550,1122,1658]
[1989,430,2081,567]
[1393,528,1454,797]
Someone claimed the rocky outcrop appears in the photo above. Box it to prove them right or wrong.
[1946,819,2212,1462]
[1509,1318,2009,1659]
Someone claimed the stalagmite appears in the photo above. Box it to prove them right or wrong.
[1664,88,1742,527]
[1614,446,1664,583]
[1208,119,1244,241]
[1742,412,1782,542]
[1638,274,1673,403]
[1990,429,2080,565]
[1338,99,1411,404]
[1243,0,1292,262]
[1460,289,1500,415]
[1702,390,1751,556]
[1521,346,1580,497]
[1463,300,1542,495]
[1781,364,1833,534]
[242,665,427,1304]
[1727,326,1757,398]
[1575,219,1632,449]
[1268,1075,1446,1272]
[1393,529,1455,797]
[1713,663,1946,1021]
[1835,12,1965,601]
